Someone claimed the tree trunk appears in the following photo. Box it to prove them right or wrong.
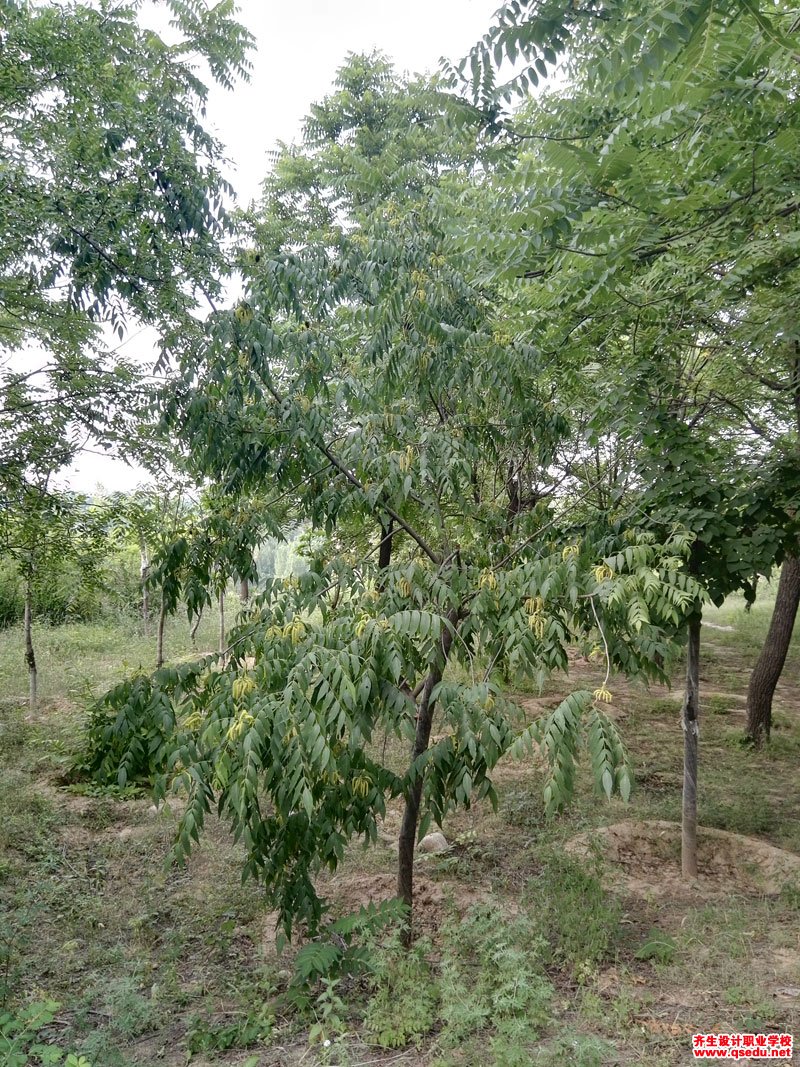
[218,588,226,655]
[397,607,458,945]
[139,536,150,637]
[239,577,250,604]
[681,611,701,878]
[24,581,37,712]
[189,607,203,648]
[746,556,800,746]
[156,593,166,670]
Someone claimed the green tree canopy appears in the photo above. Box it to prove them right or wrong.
[0,0,253,499]
[82,56,707,939]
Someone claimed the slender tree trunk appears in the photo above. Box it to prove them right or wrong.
[681,611,701,878]
[239,577,250,604]
[189,607,203,648]
[397,607,458,945]
[746,556,800,746]
[218,588,225,655]
[24,581,37,712]
[156,592,166,670]
[139,536,150,637]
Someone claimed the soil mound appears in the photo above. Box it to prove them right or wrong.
[567,819,800,899]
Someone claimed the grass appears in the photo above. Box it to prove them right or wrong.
[0,609,224,707]
[0,586,798,1065]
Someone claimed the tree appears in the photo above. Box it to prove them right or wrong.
[0,0,254,715]
[117,486,196,666]
[746,558,800,744]
[0,477,113,709]
[451,0,800,873]
[0,0,253,558]
[89,56,703,941]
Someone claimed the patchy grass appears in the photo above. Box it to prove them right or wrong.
[0,583,798,1065]
[0,609,224,708]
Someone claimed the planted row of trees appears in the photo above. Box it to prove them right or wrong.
[3,0,799,937]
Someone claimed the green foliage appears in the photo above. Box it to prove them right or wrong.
[185,1008,272,1056]
[0,1000,91,1067]
[308,979,348,1046]
[438,905,553,1053]
[634,928,678,965]
[291,900,409,987]
[702,797,778,837]
[525,852,622,975]
[0,0,253,652]
[0,529,142,629]
[78,661,207,787]
[779,882,800,911]
[84,47,708,938]
[532,1033,613,1067]
[0,0,251,351]
[455,0,800,606]
[89,977,159,1039]
[363,935,438,1048]
[512,689,632,815]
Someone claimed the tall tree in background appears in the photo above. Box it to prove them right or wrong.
[0,476,112,709]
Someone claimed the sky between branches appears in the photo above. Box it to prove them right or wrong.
[60,0,500,493]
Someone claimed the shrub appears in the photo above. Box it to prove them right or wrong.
[76,663,203,787]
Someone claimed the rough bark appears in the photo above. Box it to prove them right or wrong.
[24,582,37,711]
[156,593,166,670]
[239,577,250,604]
[746,556,800,746]
[681,611,701,878]
[397,607,458,945]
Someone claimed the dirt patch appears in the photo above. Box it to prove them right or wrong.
[567,819,800,899]
[327,870,489,934]
[261,869,495,954]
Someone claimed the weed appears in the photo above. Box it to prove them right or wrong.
[0,706,28,749]
[634,928,677,964]
[646,697,681,717]
[0,1000,91,1067]
[702,797,777,836]
[608,988,641,1031]
[532,1032,614,1066]
[438,905,553,1054]
[0,770,57,860]
[64,782,144,801]
[524,850,621,974]
[771,712,793,732]
[309,978,348,1046]
[291,899,408,988]
[707,695,732,716]
[363,934,438,1048]
[779,881,800,910]
[186,1006,272,1055]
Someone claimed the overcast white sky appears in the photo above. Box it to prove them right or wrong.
[63,0,500,493]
